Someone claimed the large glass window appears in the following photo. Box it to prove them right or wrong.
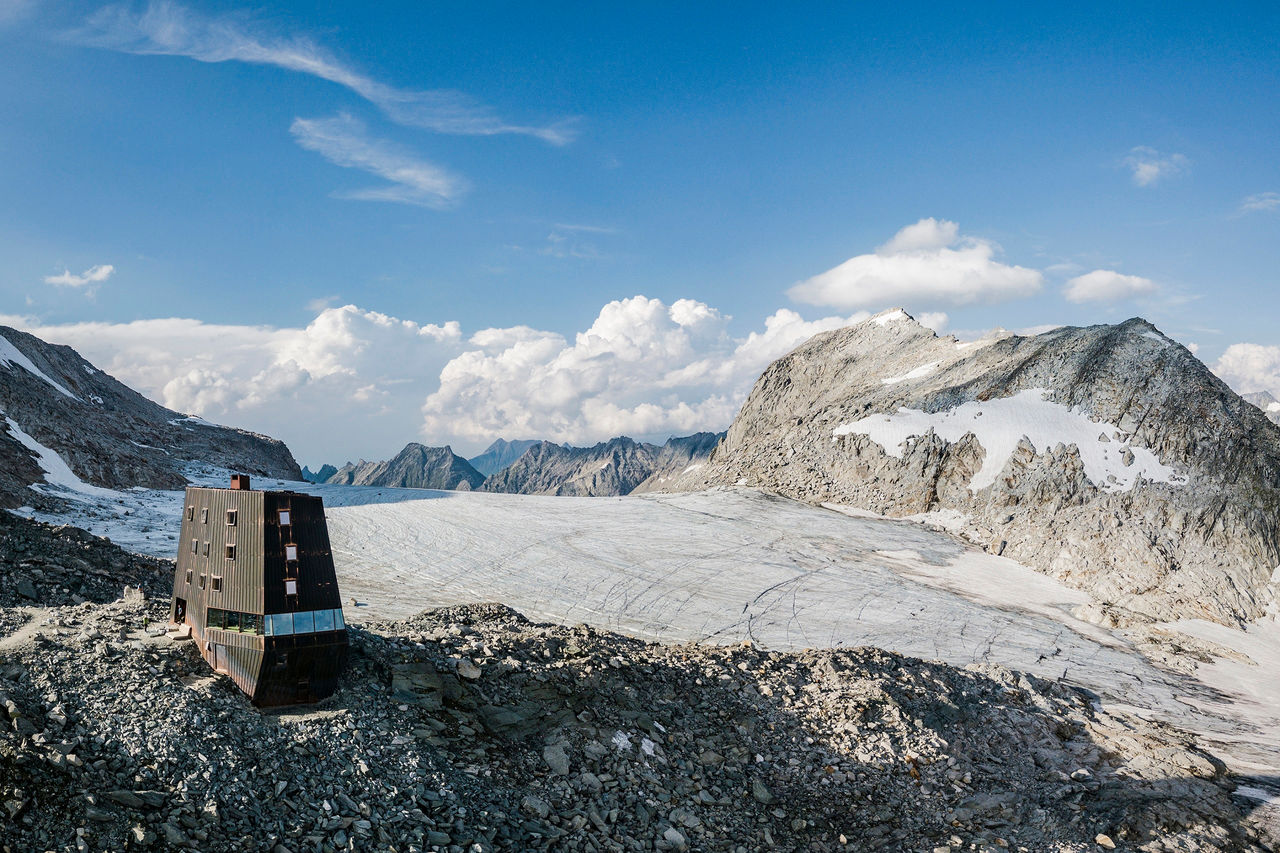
[314,609,334,632]
[226,611,240,631]
[208,608,225,629]
[334,609,345,630]
[242,613,261,634]
[270,612,294,636]
[293,611,315,634]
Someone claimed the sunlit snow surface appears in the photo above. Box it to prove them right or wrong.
[10,472,1279,801]
[834,388,1183,491]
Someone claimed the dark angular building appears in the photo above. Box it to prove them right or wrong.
[169,474,348,706]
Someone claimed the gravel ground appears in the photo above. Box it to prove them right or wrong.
[0,596,1272,853]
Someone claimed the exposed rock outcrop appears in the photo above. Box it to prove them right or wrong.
[0,326,301,508]
[667,310,1280,625]
[327,443,485,490]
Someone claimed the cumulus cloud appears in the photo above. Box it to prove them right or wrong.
[1122,146,1189,187]
[1240,192,1280,214]
[787,218,1042,310]
[1062,269,1158,304]
[1213,343,1280,397]
[421,296,868,448]
[44,264,115,288]
[291,114,467,207]
[70,1,575,144]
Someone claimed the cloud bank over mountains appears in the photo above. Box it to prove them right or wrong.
[14,218,1230,463]
[1,299,863,463]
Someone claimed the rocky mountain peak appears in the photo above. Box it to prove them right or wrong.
[666,316,1280,625]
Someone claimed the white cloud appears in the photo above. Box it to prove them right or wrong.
[1122,146,1189,187]
[421,296,867,448]
[1240,192,1280,214]
[787,218,1042,310]
[71,1,576,144]
[43,264,115,288]
[291,114,467,208]
[1213,343,1280,397]
[1062,269,1158,304]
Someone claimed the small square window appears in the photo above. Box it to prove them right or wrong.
[203,541,210,557]
[198,574,206,589]
[284,579,298,596]
[285,544,298,561]
[185,569,192,584]
[226,509,237,526]
[200,508,209,524]
[211,576,222,592]
[187,506,194,521]
[190,538,198,554]
[279,510,291,526]
[225,544,236,560]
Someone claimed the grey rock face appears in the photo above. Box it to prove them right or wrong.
[482,433,723,497]
[666,310,1280,625]
[1244,391,1280,426]
[326,443,485,490]
[0,326,301,507]
[467,438,541,477]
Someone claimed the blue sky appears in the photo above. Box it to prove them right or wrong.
[1,2,1278,465]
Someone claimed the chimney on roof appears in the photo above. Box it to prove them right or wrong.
[230,474,251,490]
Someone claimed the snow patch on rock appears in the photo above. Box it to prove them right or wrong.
[3,415,118,499]
[881,361,939,385]
[833,388,1181,491]
[0,332,78,399]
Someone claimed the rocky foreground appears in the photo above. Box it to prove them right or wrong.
[0,518,1274,853]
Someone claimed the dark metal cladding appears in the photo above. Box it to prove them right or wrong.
[169,474,348,707]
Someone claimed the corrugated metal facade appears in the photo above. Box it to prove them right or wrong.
[169,482,347,707]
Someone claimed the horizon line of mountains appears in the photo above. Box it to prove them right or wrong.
[300,432,725,497]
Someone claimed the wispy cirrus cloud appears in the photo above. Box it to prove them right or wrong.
[291,114,468,208]
[1239,192,1280,214]
[44,264,115,289]
[70,1,577,145]
[1122,146,1190,187]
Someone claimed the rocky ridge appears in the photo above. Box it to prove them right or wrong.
[0,326,301,508]
[482,434,723,497]
[326,444,485,491]
[302,464,339,484]
[666,311,1280,625]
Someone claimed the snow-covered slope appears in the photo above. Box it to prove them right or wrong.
[668,310,1280,625]
[0,326,301,508]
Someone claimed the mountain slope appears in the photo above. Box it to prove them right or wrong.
[1244,390,1280,425]
[480,437,657,496]
[467,438,540,476]
[326,443,484,490]
[666,310,1280,625]
[630,431,723,493]
[0,326,301,508]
